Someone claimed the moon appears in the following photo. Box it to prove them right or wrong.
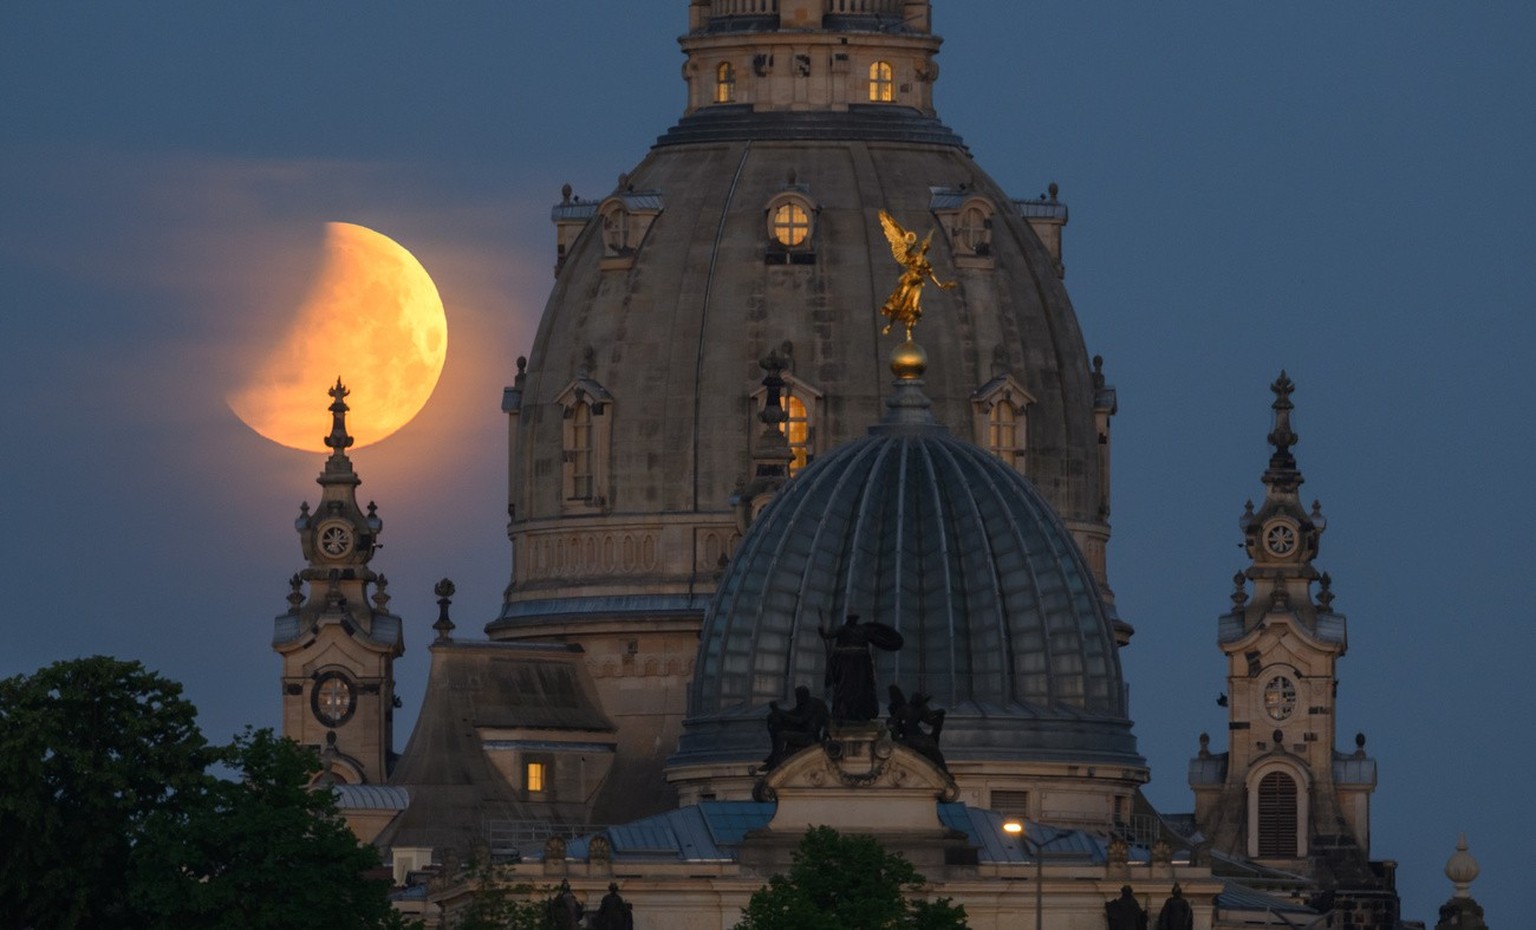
[228,222,447,452]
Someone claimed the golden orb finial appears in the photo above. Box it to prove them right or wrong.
[890,339,928,380]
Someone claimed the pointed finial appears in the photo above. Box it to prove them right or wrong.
[1198,732,1210,757]
[1267,371,1297,457]
[325,378,354,455]
[372,574,391,612]
[561,183,572,204]
[759,352,789,423]
[287,574,305,614]
[1231,572,1249,608]
[295,501,312,531]
[1317,572,1336,611]
[366,501,381,533]
[1239,499,1255,531]
[433,577,456,641]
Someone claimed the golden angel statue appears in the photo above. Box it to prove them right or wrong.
[878,209,956,341]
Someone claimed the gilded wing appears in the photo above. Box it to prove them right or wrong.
[879,210,914,265]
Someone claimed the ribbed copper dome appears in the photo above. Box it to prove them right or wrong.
[673,382,1140,768]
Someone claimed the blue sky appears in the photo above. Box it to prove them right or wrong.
[2,3,1531,922]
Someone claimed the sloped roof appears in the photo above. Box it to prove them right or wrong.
[379,640,614,852]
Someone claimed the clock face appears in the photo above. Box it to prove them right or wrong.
[1263,675,1297,721]
[312,673,356,727]
[1263,521,1298,557]
[319,523,354,558]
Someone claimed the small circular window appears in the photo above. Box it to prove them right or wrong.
[771,202,811,248]
[1263,676,1297,721]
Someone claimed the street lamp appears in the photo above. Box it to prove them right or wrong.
[1002,819,1070,930]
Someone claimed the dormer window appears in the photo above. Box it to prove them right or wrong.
[868,61,894,102]
[987,399,1021,469]
[716,62,737,104]
[753,373,823,475]
[569,403,594,500]
[596,190,663,271]
[557,375,613,512]
[956,203,992,256]
[601,206,631,255]
[972,372,1035,473]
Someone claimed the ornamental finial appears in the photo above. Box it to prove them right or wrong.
[324,378,354,456]
[1268,370,1297,460]
[433,578,456,641]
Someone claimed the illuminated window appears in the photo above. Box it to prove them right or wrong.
[987,399,1020,468]
[569,403,593,500]
[716,62,736,103]
[868,61,894,102]
[956,204,991,255]
[771,202,811,248]
[1256,771,1298,857]
[780,393,810,474]
[753,376,821,475]
[526,761,546,793]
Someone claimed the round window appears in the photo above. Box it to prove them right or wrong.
[1263,676,1297,721]
[311,672,357,727]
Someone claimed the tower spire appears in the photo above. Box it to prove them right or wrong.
[272,382,404,785]
[1263,370,1302,493]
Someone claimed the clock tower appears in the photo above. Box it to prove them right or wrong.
[272,380,405,784]
[1190,374,1392,919]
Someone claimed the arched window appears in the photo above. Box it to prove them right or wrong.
[569,402,594,500]
[1257,771,1299,857]
[771,202,811,248]
[781,393,810,474]
[868,61,894,102]
[601,207,630,255]
[753,374,821,476]
[716,62,736,103]
[972,374,1032,473]
[987,399,1020,468]
[557,374,612,511]
[956,203,991,255]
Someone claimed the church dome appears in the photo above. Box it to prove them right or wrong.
[496,2,1113,633]
[671,378,1140,769]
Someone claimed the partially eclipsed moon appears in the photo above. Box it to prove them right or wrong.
[228,222,447,452]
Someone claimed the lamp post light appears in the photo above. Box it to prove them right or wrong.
[1002,819,1070,930]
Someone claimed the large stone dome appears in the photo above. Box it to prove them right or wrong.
[495,1,1113,635]
[671,378,1141,771]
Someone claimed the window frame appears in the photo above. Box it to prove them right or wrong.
[716,61,736,104]
[868,60,894,102]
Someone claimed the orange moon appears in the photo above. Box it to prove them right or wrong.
[228,223,447,452]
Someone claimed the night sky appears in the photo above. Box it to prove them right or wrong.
[2,3,1531,922]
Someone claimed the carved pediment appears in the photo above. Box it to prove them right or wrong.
[757,728,957,803]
